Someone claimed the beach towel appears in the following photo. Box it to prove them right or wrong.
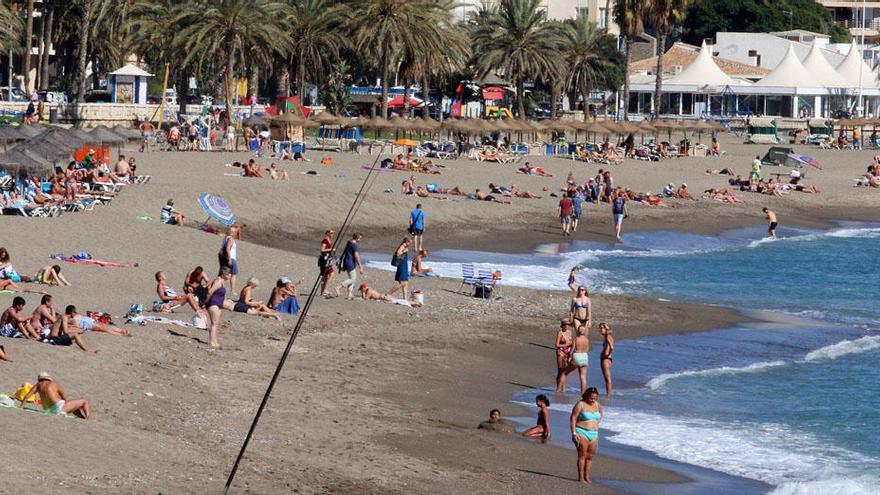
[413,273,438,278]
[390,299,412,307]
[360,165,396,173]
[275,296,300,315]
[50,254,138,268]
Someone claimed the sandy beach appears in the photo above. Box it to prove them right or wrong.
[1,131,878,493]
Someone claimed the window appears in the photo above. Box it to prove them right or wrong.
[576,7,588,19]
[598,8,607,28]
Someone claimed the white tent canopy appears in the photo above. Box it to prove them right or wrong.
[802,41,851,89]
[754,43,822,88]
[836,40,879,89]
[665,41,739,87]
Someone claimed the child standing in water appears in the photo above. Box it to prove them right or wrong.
[522,394,551,441]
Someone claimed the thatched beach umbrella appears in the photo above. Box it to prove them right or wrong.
[15,124,46,139]
[0,147,55,177]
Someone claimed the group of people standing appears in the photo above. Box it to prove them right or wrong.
[557,171,629,240]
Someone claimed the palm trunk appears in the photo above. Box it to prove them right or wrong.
[516,78,525,118]
[225,43,234,124]
[23,0,34,92]
[177,67,188,115]
[90,53,99,90]
[653,29,667,118]
[402,80,411,117]
[580,80,590,122]
[36,2,46,90]
[296,47,305,103]
[550,81,559,119]
[422,72,430,119]
[380,56,389,119]
[75,0,92,103]
[39,6,53,91]
[622,36,633,121]
[275,54,289,100]
[248,64,258,103]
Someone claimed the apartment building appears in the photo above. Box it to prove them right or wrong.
[819,0,880,40]
[454,0,619,33]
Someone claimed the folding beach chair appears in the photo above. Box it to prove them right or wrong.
[457,263,479,294]
[477,269,502,300]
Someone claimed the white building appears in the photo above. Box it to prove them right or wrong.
[454,0,618,33]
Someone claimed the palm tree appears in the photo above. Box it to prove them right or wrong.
[23,0,34,92]
[0,2,22,52]
[283,0,345,103]
[563,17,623,121]
[90,0,137,73]
[75,0,94,103]
[127,0,185,110]
[171,0,293,122]
[613,0,650,120]
[651,0,689,116]
[471,0,563,118]
[347,0,450,119]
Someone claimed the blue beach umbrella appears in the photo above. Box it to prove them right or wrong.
[198,193,236,225]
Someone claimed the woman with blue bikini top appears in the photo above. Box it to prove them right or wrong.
[570,387,603,484]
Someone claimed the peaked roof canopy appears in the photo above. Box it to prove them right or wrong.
[802,41,851,88]
[754,44,822,88]
[666,42,738,87]
[836,40,878,89]
[109,64,153,77]
[629,42,770,77]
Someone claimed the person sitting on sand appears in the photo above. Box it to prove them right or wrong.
[20,372,92,419]
[266,163,289,180]
[522,394,550,441]
[1,297,38,339]
[359,284,393,302]
[243,159,263,178]
[115,155,132,181]
[161,199,185,225]
[234,278,281,320]
[710,137,721,156]
[400,180,414,195]
[661,182,675,198]
[269,277,302,314]
[411,249,433,276]
[64,305,130,336]
[35,264,70,286]
[184,266,210,304]
[34,295,94,352]
[675,183,696,200]
[156,272,206,318]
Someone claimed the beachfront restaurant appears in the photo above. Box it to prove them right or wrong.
[627,41,880,119]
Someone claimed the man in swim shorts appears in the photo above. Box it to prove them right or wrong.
[19,372,92,419]
[763,207,778,239]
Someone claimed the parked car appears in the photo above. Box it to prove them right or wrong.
[0,87,28,102]
[84,90,112,103]
[831,109,852,120]
[146,94,162,105]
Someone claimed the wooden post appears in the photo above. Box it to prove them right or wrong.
[157,63,170,130]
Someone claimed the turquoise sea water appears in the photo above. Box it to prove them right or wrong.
[370,223,880,494]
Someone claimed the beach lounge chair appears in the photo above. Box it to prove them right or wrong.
[457,263,479,294]
[477,269,502,299]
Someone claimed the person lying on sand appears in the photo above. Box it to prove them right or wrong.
[510,184,541,199]
[440,186,468,196]
[266,163,289,180]
[471,189,511,204]
[1,297,38,339]
[704,187,741,203]
[706,167,735,176]
[156,272,206,318]
[64,305,130,336]
[359,284,393,302]
[19,372,92,419]
[234,278,282,320]
[489,183,512,195]
[518,162,552,177]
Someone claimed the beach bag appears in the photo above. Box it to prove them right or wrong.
[192,315,207,329]
[390,253,400,267]
[72,251,92,261]
[12,383,39,403]
[473,285,493,299]
[218,248,230,269]
[318,251,332,271]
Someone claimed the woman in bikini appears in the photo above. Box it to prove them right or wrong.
[570,286,592,332]
[64,306,129,336]
[570,387,603,484]
[567,266,579,292]
[522,394,550,441]
[555,320,574,392]
[599,323,615,396]
[571,327,590,394]
[318,230,337,298]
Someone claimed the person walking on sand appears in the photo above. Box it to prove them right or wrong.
[763,207,778,239]
[218,225,240,293]
[571,188,584,233]
[571,326,590,394]
[318,230,338,298]
[555,320,575,392]
[409,204,425,252]
[559,192,574,236]
[599,323,615,396]
[570,286,592,332]
[522,394,551,441]
[336,233,364,300]
[19,372,92,419]
[387,237,412,298]
[611,188,627,241]
[570,387,603,484]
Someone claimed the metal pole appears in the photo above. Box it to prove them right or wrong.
[858,0,866,116]
[7,49,11,102]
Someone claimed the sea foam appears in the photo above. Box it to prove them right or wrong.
[804,335,880,362]
[645,361,788,390]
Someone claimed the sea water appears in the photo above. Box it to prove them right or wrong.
[368,223,880,494]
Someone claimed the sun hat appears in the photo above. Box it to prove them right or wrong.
[359,283,367,291]
[38,371,52,382]
[247,277,259,286]
[279,277,291,285]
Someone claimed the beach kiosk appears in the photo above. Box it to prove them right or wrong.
[109,64,153,105]
[746,117,779,144]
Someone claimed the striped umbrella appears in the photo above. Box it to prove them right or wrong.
[198,193,236,226]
